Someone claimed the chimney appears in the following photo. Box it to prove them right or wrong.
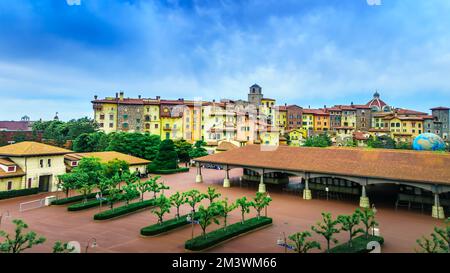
[115,92,119,99]
[156,96,160,100]
[138,95,142,99]
[94,95,98,100]
[119,91,124,101]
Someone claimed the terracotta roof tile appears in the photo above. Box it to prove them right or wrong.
[66,151,150,166]
[196,145,450,185]
[0,142,72,157]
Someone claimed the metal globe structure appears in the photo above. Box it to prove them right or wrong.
[412,133,446,151]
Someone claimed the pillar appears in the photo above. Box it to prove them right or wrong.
[195,162,203,183]
[223,166,230,188]
[432,193,445,219]
[303,177,312,200]
[359,185,370,208]
[258,170,266,193]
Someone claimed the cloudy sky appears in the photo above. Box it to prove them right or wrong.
[1,0,450,121]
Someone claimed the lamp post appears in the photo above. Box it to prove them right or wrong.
[325,187,329,201]
[85,238,98,253]
[371,204,378,236]
[0,210,11,228]
[276,232,293,253]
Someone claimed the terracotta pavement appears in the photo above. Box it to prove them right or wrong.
[0,167,445,253]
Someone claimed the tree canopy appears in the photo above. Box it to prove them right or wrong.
[303,134,332,147]
[148,139,179,171]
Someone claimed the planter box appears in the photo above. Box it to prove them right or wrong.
[93,198,157,220]
[185,217,273,251]
[141,213,199,236]
[328,235,384,253]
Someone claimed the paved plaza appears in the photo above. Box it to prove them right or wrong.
[0,167,444,253]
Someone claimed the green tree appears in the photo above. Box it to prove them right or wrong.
[416,218,450,253]
[122,183,139,205]
[197,203,221,237]
[311,212,341,252]
[135,178,153,201]
[189,140,208,158]
[236,197,252,224]
[103,159,130,179]
[217,198,237,230]
[251,192,272,219]
[205,186,221,204]
[174,139,193,167]
[303,134,332,147]
[53,241,75,253]
[367,135,396,149]
[288,231,321,254]
[148,139,179,171]
[356,208,378,239]
[151,195,172,224]
[56,173,79,198]
[337,212,364,248]
[184,189,206,214]
[74,157,105,185]
[0,219,46,253]
[170,192,187,219]
[107,132,161,161]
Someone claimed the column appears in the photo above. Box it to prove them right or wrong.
[359,185,370,208]
[195,162,203,183]
[258,170,266,193]
[303,177,312,200]
[223,166,230,188]
[432,193,445,219]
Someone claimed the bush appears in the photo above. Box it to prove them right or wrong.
[185,217,272,251]
[141,213,198,236]
[93,199,157,220]
[149,168,190,174]
[51,192,101,205]
[328,235,384,253]
[0,188,39,200]
[67,199,106,211]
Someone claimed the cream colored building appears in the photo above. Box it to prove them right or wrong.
[64,151,150,175]
[0,142,71,192]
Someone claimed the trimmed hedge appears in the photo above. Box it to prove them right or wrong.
[67,198,107,211]
[328,235,384,253]
[93,198,157,220]
[0,188,39,200]
[52,192,100,205]
[141,213,199,236]
[149,168,190,174]
[185,217,273,251]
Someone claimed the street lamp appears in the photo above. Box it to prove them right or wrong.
[85,238,98,253]
[276,232,294,253]
[0,210,11,228]
[325,187,329,201]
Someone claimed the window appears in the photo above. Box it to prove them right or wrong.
[99,114,105,120]
[48,159,51,167]
[123,114,128,120]
[28,178,32,188]
[109,114,114,120]
[99,123,104,127]
[145,124,150,129]
[7,166,15,172]
[109,123,114,128]
[155,124,159,129]
[71,161,78,167]
[145,115,150,122]
[136,119,141,123]
[123,123,129,128]
[7,181,12,191]
[40,159,44,168]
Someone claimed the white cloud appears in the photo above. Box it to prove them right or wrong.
[66,0,81,6]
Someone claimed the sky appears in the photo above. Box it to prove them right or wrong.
[1,0,450,121]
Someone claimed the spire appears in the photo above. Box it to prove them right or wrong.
[373,90,380,98]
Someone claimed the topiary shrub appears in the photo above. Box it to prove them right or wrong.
[0,188,39,200]
[149,168,190,175]
[328,235,384,253]
[185,217,272,251]
[148,139,179,172]
[93,198,157,220]
[141,213,198,236]
[51,192,104,205]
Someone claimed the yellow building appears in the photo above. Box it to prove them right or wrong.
[286,129,306,146]
[302,113,314,131]
[384,115,424,143]
[93,102,118,134]
[65,151,150,175]
[0,142,71,192]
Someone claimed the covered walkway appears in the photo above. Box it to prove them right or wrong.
[194,145,450,219]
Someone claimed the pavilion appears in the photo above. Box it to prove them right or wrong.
[194,144,450,219]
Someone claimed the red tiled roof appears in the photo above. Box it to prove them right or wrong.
[195,145,450,185]
[0,121,31,131]
[353,131,369,140]
[431,106,450,111]
[395,108,428,116]
[302,109,329,115]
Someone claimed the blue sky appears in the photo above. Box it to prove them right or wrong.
[1,0,450,120]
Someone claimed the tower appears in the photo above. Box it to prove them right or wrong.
[248,84,263,107]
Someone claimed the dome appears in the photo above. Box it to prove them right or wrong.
[412,133,446,151]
